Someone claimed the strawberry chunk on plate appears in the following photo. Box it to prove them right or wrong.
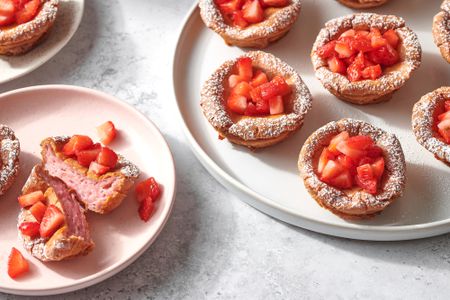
[138,196,154,222]
[29,200,47,222]
[39,205,65,238]
[97,121,117,145]
[96,147,118,168]
[15,0,40,24]
[8,247,29,279]
[18,190,45,208]
[135,177,161,203]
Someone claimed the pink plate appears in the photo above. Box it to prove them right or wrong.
[0,85,176,296]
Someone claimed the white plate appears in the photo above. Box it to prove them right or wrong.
[0,0,84,84]
[0,85,176,295]
[172,0,450,241]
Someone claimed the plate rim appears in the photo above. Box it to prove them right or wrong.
[171,3,450,241]
[0,84,177,295]
[0,0,85,85]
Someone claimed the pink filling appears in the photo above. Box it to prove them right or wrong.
[44,145,123,212]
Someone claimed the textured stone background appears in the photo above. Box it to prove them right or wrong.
[1,0,449,299]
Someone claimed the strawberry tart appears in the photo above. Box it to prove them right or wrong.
[0,0,59,55]
[199,0,302,48]
[0,124,20,196]
[311,13,421,104]
[200,51,312,149]
[412,87,450,165]
[337,0,389,9]
[298,119,406,219]
[433,0,450,63]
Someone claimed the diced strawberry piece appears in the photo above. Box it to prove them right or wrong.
[437,119,450,143]
[328,131,349,154]
[15,0,40,24]
[13,0,27,9]
[355,30,370,38]
[355,176,377,194]
[336,140,366,161]
[138,196,154,222]
[366,145,383,158]
[343,54,357,66]
[438,111,450,121]
[358,156,374,166]
[321,160,345,181]
[369,27,382,38]
[236,57,253,81]
[39,205,65,238]
[29,201,47,222]
[340,29,356,38]
[327,56,346,74]
[7,248,29,279]
[232,81,252,99]
[251,70,268,87]
[228,74,243,88]
[318,148,335,174]
[242,0,264,24]
[371,157,385,179]
[383,29,399,47]
[18,191,45,208]
[350,37,373,53]
[232,10,248,28]
[0,0,15,14]
[97,121,117,145]
[367,44,399,66]
[329,170,353,189]
[227,93,248,114]
[260,0,289,7]
[317,41,337,59]
[347,61,363,82]
[347,135,374,149]
[244,102,259,116]
[260,75,291,100]
[371,35,388,49]
[88,161,110,175]
[214,0,231,4]
[96,147,118,168]
[268,95,284,115]
[357,164,374,181]
[218,0,243,14]
[19,222,40,238]
[335,41,355,58]
[337,154,355,173]
[255,97,270,114]
[445,100,450,111]
[62,135,94,156]
[249,86,263,103]
[76,143,102,167]
[0,13,14,26]
[135,177,161,203]
[361,64,382,80]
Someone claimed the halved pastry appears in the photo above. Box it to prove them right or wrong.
[412,87,450,164]
[0,0,59,56]
[311,13,421,104]
[199,0,301,48]
[0,124,20,196]
[201,51,312,149]
[337,0,389,9]
[433,0,450,63]
[18,165,94,262]
[298,119,406,219]
[41,136,140,214]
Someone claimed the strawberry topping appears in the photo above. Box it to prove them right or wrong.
[436,100,450,144]
[0,0,40,27]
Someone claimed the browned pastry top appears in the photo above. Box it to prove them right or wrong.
[0,124,20,196]
[298,118,406,218]
[412,87,450,164]
[432,0,450,63]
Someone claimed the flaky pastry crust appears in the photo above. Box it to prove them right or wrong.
[200,51,312,149]
[0,124,20,196]
[412,87,450,164]
[199,0,301,48]
[0,0,59,56]
[298,119,406,219]
[433,0,450,63]
[337,0,389,9]
[311,13,422,104]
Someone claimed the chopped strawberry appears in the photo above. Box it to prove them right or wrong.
[76,143,102,167]
[366,145,383,158]
[328,131,349,154]
[18,191,45,208]
[437,119,450,143]
[29,201,47,222]
[97,121,117,145]
[317,41,337,59]
[327,56,346,74]
[236,57,253,81]
[96,147,118,168]
[88,161,110,175]
[227,93,248,114]
[12,0,26,9]
[217,0,243,14]
[39,205,65,238]
[346,135,374,150]
[369,27,382,38]
[355,176,377,194]
[0,0,15,14]
[268,95,284,115]
[19,222,40,238]
[371,157,385,179]
[321,160,345,181]
[367,44,399,66]
[260,0,289,7]
[329,170,353,189]
[445,100,450,111]
[244,102,259,116]
[357,164,374,181]
[438,111,450,121]
[251,70,268,87]
[249,85,264,103]
[242,0,263,24]
[383,29,399,47]
[350,37,372,53]
[228,74,243,88]
[232,81,252,99]
[347,52,366,82]
[371,35,388,49]
[7,248,29,279]
[337,155,355,172]
[336,140,365,161]
[340,29,356,38]
[138,196,154,222]
[318,148,335,174]
[361,64,382,80]
[62,135,94,156]
[232,10,248,28]
[15,0,39,24]
[358,156,374,166]
[335,41,355,58]
[135,177,161,203]
[260,76,291,100]
[0,13,14,26]
[255,97,270,114]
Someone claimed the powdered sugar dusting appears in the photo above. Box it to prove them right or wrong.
[412,87,450,164]
[298,119,406,217]
[433,1,450,63]
[0,124,20,196]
